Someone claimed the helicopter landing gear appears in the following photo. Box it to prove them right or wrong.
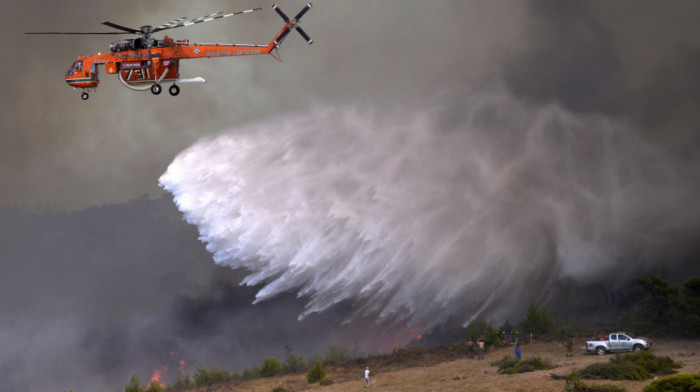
[169,84,180,96]
[81,92,89,100]
[150,83,162,95]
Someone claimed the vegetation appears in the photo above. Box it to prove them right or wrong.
[125,375,143,392]
[306,360,327,383]
[260,356,284,377]
[285,352,308,373]
[565,374,626,392]
[620,274,700,336]
[490,355,554,374]
[576,351,681,381]
[145,380,164,392]
[168,374,191,390]
[642,374,700,392]
[324,345,351,365]
[466,318,502,347]
[519,304,555,337]
[193,363,232,386]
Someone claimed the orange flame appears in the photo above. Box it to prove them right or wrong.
[179,360,187,375]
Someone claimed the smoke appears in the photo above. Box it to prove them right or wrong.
[160,85,700,329]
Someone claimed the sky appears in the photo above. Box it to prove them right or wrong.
[1,0,700,390]
[2,0,698,211]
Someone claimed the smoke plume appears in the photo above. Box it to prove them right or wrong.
[160,85,700,329]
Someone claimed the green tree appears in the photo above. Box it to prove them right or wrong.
[306,360,326,383]
[678,277,700,336]
[145,379,163,392]
[125,375,143,392]
[193,363,230,386]
[261,356,284,377]
[466,318,501,347]
[170,374,191,389]
[620,274,681,334]
[519,304,555,337]
[285,352,308,373]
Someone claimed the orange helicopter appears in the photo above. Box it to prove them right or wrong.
[26,4,312,100]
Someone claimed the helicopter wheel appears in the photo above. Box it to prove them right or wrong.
[169,84,180,96]
[151,84,162,95]
[81,92,89,100]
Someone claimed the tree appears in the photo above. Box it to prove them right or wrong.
[145,379,163,392]
[620,274,681,334]
[261,356,284,377]
[519,304,555,337]
[285,353,308,373]
[466,318,501,347]
[677,277,700,336]
[124,375,143,392]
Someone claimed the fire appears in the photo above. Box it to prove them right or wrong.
[149,367,165,387]
[410,326,424,342]
[179,359,187,375]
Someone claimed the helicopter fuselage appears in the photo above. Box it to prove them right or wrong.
[65,35,274,92]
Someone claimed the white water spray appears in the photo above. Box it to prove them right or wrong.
[160,88,697,328]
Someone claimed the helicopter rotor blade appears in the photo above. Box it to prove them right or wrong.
[25,31,130,35]
[295,26,313,45]
[272,4,290,23]
[101,21,141,34]
[154,17,188,31]
[152,6,265,33]
[293,3,312,23]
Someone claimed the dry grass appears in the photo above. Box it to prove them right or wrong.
[184,339,700,392]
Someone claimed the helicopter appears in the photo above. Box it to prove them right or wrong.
[26,4,312,100]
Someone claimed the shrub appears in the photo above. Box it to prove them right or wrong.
[261,356,284,378]
[241,367,260,380]
[577,351,682,382]
[193,364,231,386]
[613,351,681,375]
[643,374,700,392]
[306,360,326,383]
[272,387,288,392]
[320,379,334,386]
[577,362,651,381]
[490,355,554,374]
[565,374,626,392]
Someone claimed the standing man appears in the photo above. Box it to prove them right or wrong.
[365,366,371,388]
[477,338,485,360]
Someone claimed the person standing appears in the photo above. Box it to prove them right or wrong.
[365,366,370,388]
[514,343,521,360]
[477,338,485,360]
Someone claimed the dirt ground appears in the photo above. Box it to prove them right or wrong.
[192,339,700,392]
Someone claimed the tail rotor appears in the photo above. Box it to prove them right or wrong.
[272,3,313,46]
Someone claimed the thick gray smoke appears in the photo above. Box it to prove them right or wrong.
[160,85,700,329]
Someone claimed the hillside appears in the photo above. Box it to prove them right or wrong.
[184,339,700,392]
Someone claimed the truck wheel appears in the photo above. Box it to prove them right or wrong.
[633,344,643,352]
[596,346,606,355]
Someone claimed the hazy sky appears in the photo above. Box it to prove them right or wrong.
[3,0,697,211]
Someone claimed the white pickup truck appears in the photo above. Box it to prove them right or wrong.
[586,332,652,355]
